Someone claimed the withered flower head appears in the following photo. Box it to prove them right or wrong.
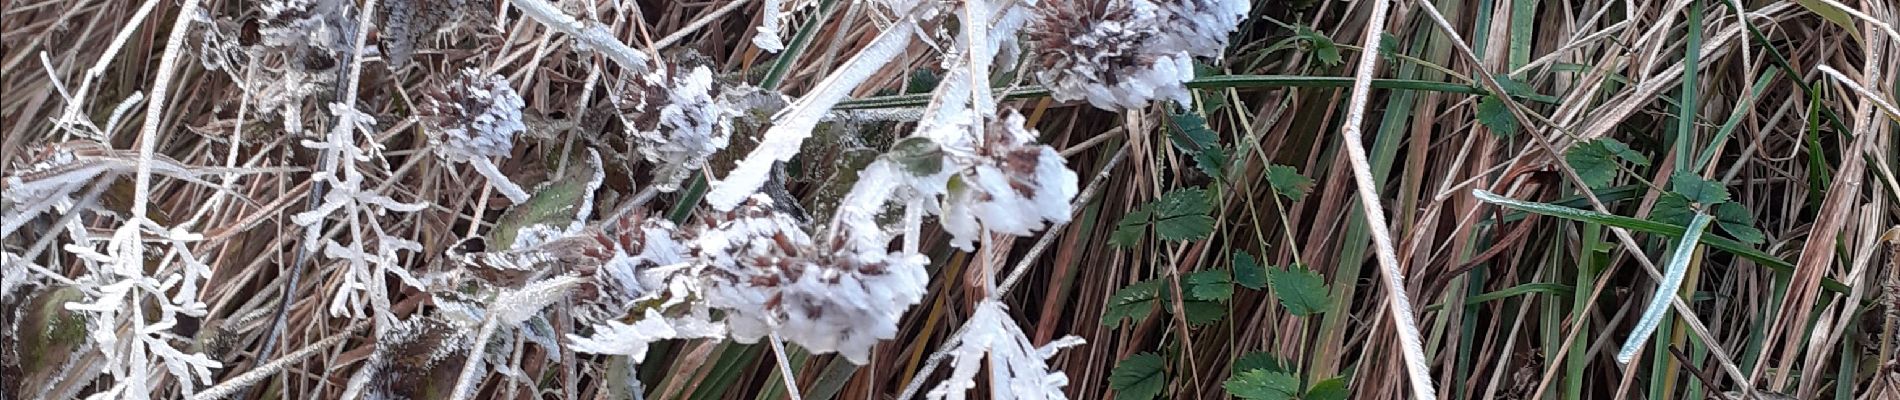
[423,68,527,162]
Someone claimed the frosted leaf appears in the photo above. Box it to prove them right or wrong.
[620,65,736,192]
[926,300,1084,400]
[940,110,1079,249]
[487,275,582,325]
[568,309,726,362]
[696,195,929,364]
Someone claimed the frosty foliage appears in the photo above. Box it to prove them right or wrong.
[294,104,428,333]
[250,0,355,133]
[619,65,738,192]
[925,300,1084,400]
[423,68,532,202]
[1027,0,1248,110]
[1,251,33,303]
[939,110,1079,249]
[753,0,789,52]
[696,195,929,364]
[61,220,222,400]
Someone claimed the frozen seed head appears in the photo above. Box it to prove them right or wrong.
[424,68,526,163]
[941,110,1080,249]
[619,65,736,192]
[1027,0,1194,110]
[695,195,928,364]
[1147,0,1250,59]
[342,316,471,400]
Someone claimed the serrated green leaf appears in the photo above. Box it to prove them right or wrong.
[1185,270,1234,301]
[1565,138,1649,188]
[1651,193,1695,227]
[1268,264,1331,316]
[1153,188,1215,241]
[1715,202,1765,244]
[1477,95,1518,138]
[1232,352,1291,375]
[1492,75,1536,98]
[1110,209,1155,248]
[1234,252,1268,290]
[1265,165,1314,203]
[1670,175,1730,205]
[1102,279,1164,326]
[1180,300,1227,326]
[1304,377,1351,400]
[1295,27,1342,67]
[1195,146,1232,180]
[1110,353,1167,400]
[1226,369,1301,400]
[1378,33,1401,61]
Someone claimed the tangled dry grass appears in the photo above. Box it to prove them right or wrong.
[2,0,1897,399]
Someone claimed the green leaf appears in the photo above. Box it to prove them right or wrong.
[1110,209,1155,248]
[1232,351,1291,375]
[1167,109,1230,180]
[1102,279,1164,326]
[1565,138,1649,188]
[1477,95,1518,137]
[1714,202,1765,244]
[1650,193,1695,227]
[1226,369,1301,400]
[885,137,944,176]
[1378,33,1401,61]
[1265,165,1314,203]
[1295,27,1342,67]
[1179,300,1228,326]
[1185,270,1234,301]
[1669,175,1730,205]
[489,153,602,248]
[1233,252,1268,290]
[1268,264,1331,316]
[1153,188,1216,242]
[1109,353,1167,400]
[1304,377,1351,400]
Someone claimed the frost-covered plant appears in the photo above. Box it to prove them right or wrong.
[250,0,355,133]
[618,65,738,192]
[696,195,930,363]
[380,0,479,68]
[424,68,532,203]
[294,104,428,333]
[926,300,1084,400]
[939,110,1080,249]
[61,220,222,400]
[1026,0,1247,111]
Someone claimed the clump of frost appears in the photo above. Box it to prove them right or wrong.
[250,0,355,133]
[939,110,1080,249]
[423,68,531,203]
[618,65,737,192]
[926,300,1085,400]
[696,195,929,364]
[1027,0,1247,110]
[1,251,34,302]
[1148,0,1250,59]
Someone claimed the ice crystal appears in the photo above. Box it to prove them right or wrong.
[1147,0,1250,59]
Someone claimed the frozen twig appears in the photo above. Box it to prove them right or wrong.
[506,0,651,73]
